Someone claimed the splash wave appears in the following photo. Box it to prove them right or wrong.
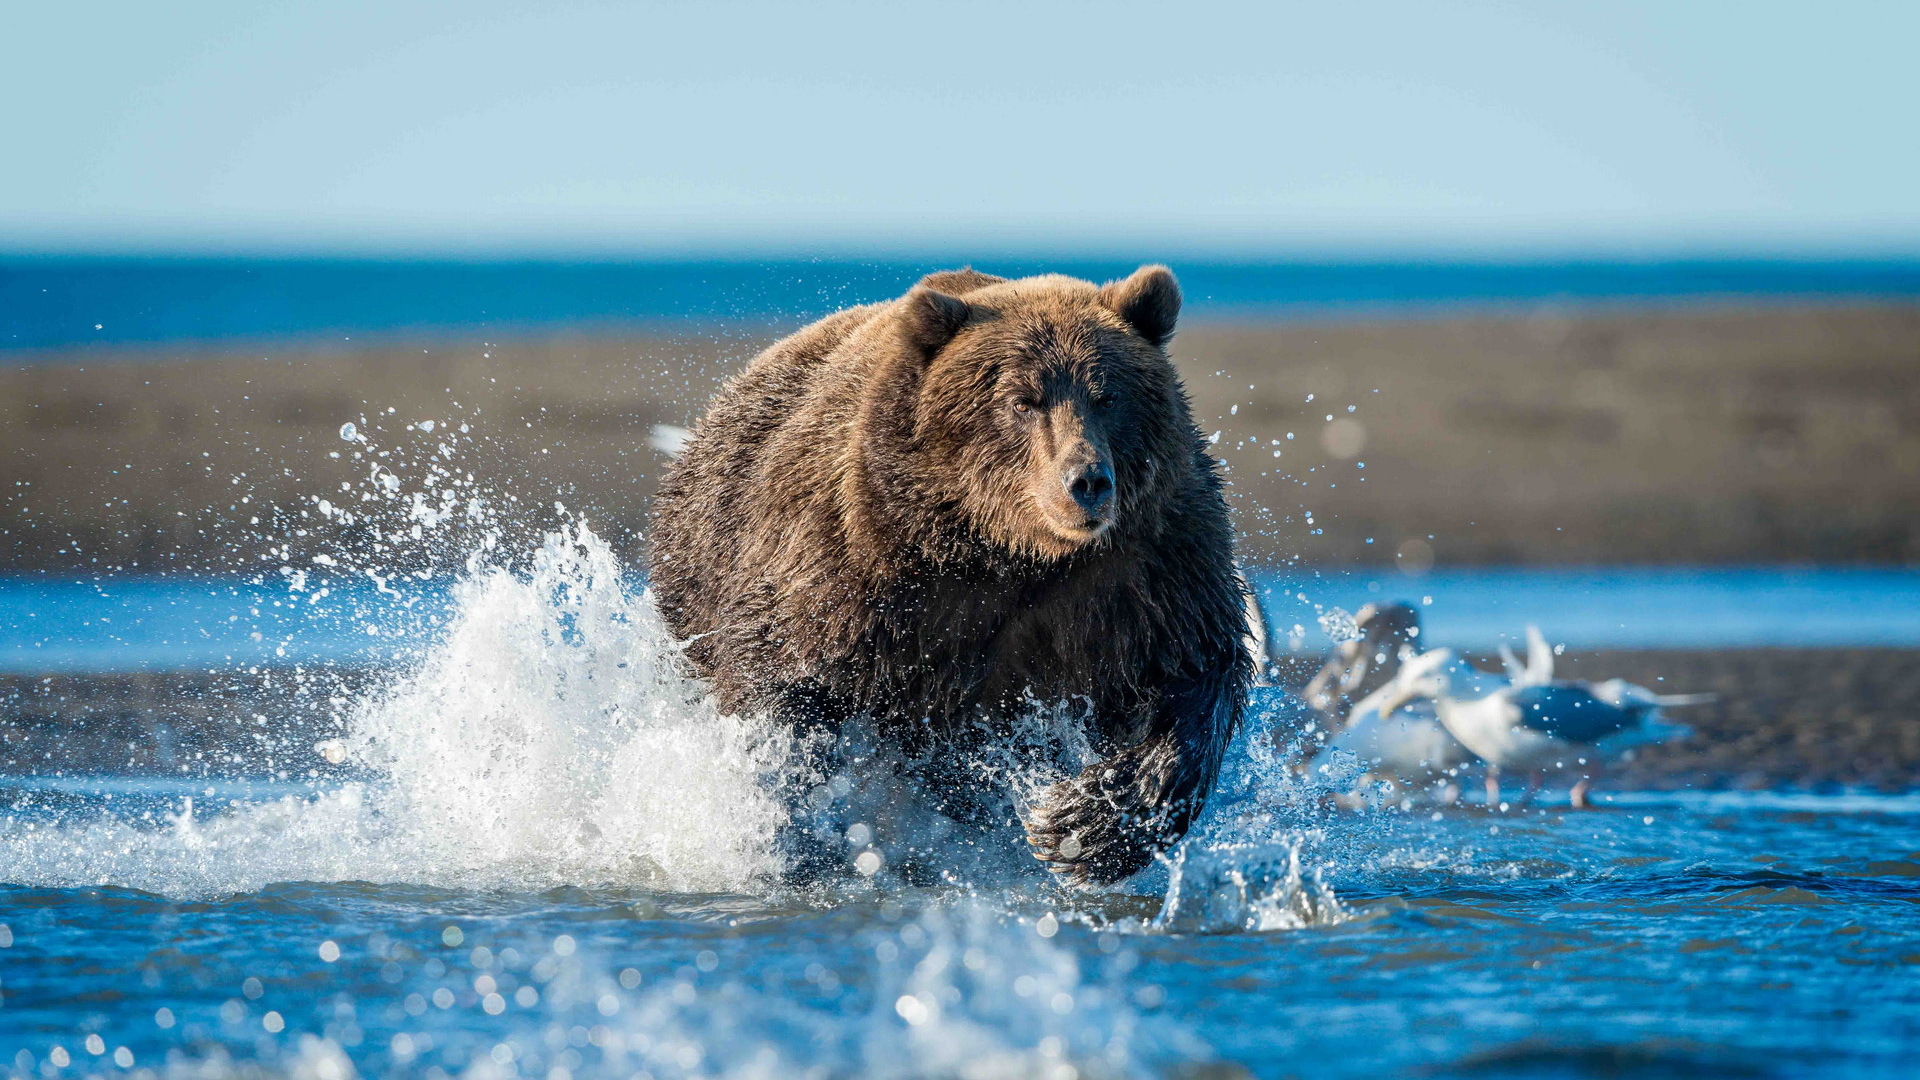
[0,523,795,896]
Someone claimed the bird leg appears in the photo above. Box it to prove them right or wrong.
[1484,765,1501,808]
[1570,773,1596,810]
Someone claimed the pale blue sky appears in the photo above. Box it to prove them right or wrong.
[4,0,1916,254]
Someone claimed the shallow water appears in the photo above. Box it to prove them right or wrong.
[10,566,1920,674]
[2,781,1917,1079]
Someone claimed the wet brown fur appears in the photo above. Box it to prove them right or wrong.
[649,266,1250,885]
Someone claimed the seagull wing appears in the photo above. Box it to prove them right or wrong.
[1497,642,1526,683]
[649,424,693,457]
[1525,624,1555,685]
[1508,684,1634,744]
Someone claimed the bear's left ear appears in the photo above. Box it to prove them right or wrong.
[898,286,971,357]
[1097,264,1181,348]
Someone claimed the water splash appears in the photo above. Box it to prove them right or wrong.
[0,520,797,897]
[1144,686,1349,932]
[337,521,795,893]
[1157,840,1345,933]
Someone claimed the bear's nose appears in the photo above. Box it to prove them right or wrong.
[1066,460,1114,515]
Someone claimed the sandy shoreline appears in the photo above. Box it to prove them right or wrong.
[3,301,1918,572]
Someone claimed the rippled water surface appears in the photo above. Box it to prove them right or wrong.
[3,783,1917,1079]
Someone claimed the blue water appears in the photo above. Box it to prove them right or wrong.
[1,779,1916,1079]
[6,566,1918,674]
[1256,566,1920,651]
[7,255,1920,352]
[0,574,440,673]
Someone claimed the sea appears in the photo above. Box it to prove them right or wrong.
[7,254,1920,352]
[1,255,1917,1078]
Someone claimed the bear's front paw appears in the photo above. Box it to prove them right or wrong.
[1025,748,1173,888]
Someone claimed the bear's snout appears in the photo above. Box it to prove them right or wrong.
[1066,460,1114,515]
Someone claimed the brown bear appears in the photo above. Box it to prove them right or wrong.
[648,265,1250,886]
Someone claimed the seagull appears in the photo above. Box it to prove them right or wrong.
[1303,606,1480,798]
[1394,634,1710,808]
[649,423,693,457]
[1496,624,1556,688]
[1312,670,1477,797]
[1302,602,1424,721]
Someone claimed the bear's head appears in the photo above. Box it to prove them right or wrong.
[864,265,1196,561]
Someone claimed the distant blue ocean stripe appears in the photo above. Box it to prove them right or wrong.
[7,256,1920,352]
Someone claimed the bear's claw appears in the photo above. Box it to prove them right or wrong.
[1024,742,1181,888]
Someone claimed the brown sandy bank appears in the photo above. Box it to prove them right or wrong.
[3,302,1918,571]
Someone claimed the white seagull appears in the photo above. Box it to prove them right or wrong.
[1302,602,1424,720]
[1312,669,1477,797]
[1304,606,1485,798]
[1395,632,1710,808]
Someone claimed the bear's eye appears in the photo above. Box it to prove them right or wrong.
[1094,393,1117,409]
[1012,399,1035,415]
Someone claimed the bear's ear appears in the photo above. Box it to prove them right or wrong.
[1098,264,1181,348]
[897,286,971,356]
[915,267,1005,296]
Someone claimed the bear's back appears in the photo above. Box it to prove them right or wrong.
[648,302,894,690]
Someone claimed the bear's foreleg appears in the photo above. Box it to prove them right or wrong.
[1024,669,1237,887]
[770,682,854,883]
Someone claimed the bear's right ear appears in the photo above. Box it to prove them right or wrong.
[1098,264,1181,348]
[897,286,971,356]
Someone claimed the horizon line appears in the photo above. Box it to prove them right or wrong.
[8,243,1920,265]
